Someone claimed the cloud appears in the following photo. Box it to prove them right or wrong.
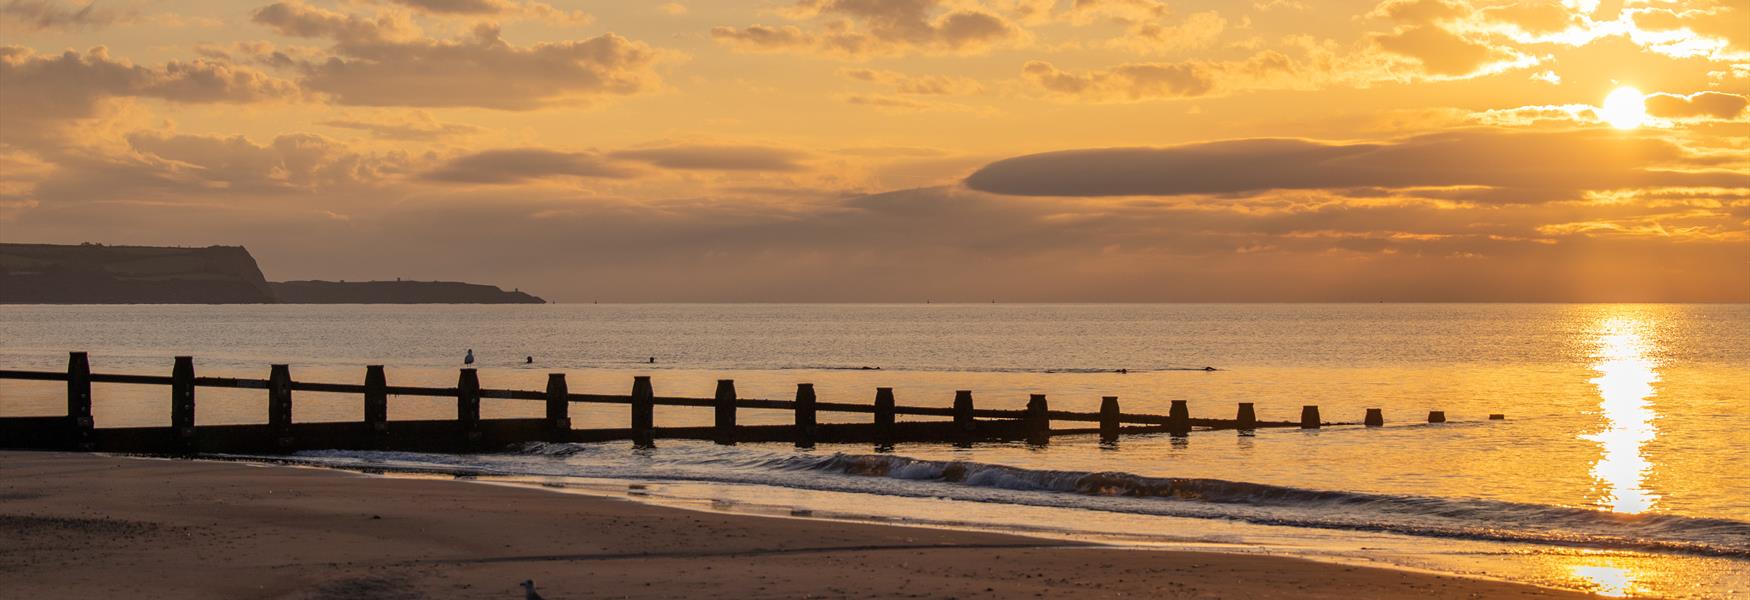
[1060,1,1226,54]
[1108,10,1227,52]
[251,1,665,109]
[839,68,982,94]
[121,131,399,190]
[710,0,1025,57]
[1473,91,1750,126]
[0,45,299,141]
[1478,1,1578,35]
[1645,91,1750,120]
[0,0,116,32]
[1361,0,1544,78]
[424,148,637,183]
[318,111,484,140]
[1627,2,1750,60]
[964,129,1747,198]
[381,0,591,23]
[1371,24,1524,76]
[1021,60,1218,101]
[1369,0,1471,25]
[609,144,811,171]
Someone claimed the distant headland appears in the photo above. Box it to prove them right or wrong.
[0,243,544,304]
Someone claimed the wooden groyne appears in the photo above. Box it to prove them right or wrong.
[0,352,1480,455]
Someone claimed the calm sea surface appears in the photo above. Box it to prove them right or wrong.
[2,303,1747,596]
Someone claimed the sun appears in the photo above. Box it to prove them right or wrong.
[1600,87,1648,129]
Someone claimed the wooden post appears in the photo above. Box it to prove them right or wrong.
[952,390,975,446]
[1236,402,1257,430]
[171,356,195,445]
[364,365,388,434]
[66,352,92,449]
[268,364,293,448]
[713,379,737,445]
[1168,400,1190,435]
[794,384,817,448]
[874,387,896,449]
[1300,405,1320,429]
[1098,396,1120,444]
[457,368,481,444]
[1365,408,1384,427]
[631,376,654,447]
[545,373,570,437]
[1025,394,1050,445]
[1428,410,1446,423]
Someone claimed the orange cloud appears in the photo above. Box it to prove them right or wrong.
[710,0,1026,57]
[252,2,665,109]
[964,129,1746,199]
[1645,91,1750,120]
[0,45,299,144]
[0,0,119,32]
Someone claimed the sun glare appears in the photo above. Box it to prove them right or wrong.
[1600,87,1648,129]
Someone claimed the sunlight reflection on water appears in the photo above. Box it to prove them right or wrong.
[1570,564,1637,597]
[1585,315,1661,515]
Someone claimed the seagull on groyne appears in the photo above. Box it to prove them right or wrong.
[520,579,544,600]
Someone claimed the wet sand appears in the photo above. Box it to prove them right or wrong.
[0,451,1594,599]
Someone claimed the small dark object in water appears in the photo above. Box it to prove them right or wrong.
[648,357,655,364]
[859,366,880,370]
[1202,366,1216,371]
[1116,369,1127,374]
[520,579,544,600]
[525,356,533,364]
[1489,413,1505,420]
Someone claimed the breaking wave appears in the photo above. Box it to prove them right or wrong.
[275,442,1750,559]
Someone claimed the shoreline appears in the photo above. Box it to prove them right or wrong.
[0,450,1601,599]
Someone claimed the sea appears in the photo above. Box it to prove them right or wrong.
[1,303,1746,597]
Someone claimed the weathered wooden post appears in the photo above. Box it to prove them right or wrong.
[1300,405,1320,429]
[952,390,975,447]
[631,376,654,447]
[1427,410,1446,423]
[1099,396,1120,444]
[794,384,817,448]
[544,373,570,438]
[874,387,896,449]
[1236,402,1257,431]
[268,364,293,449]
[1168,400,1190,435]
[171,356,195,447]
[713,380,737,445]
[364,365,388,436]
[1364,408,1384,427]
[66,352,92,449]
[457,368,481,446]
[1025,394,1050,446]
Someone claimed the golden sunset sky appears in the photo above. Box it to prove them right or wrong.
[1,0,1746,301]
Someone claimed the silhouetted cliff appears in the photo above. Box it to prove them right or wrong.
[0,243,276,304]
[269,280,545,304]
[1,243,546,304]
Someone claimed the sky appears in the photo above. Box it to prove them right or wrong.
[1,0,1746,302]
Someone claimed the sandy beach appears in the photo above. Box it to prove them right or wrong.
[0,451,1597,600]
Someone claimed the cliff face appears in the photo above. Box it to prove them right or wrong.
[1,243,546,304]
[269,281,545,304]
[0,243,277,304]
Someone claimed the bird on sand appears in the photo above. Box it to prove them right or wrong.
[520,579,545,600]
